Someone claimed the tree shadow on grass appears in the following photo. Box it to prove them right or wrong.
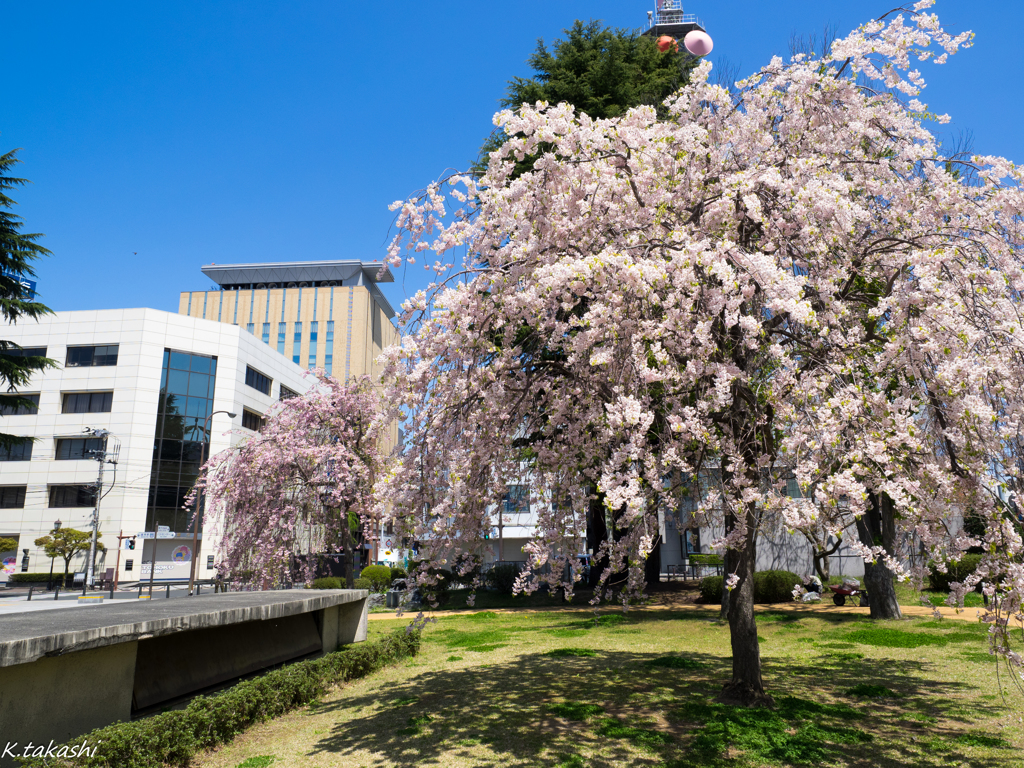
[306,644,1011,768]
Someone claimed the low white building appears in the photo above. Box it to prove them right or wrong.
[0,308,312,585]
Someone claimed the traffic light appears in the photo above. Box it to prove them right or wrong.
[127,538,135,550]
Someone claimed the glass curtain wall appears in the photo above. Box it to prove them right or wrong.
[146,349,217,533]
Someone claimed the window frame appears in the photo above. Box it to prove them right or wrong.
[244,366,272,396]
[61,391,114,414]
[241,408,265,432]
[0,486,26,509]
[48,484,98,508]
[65,344,119,368]
[0,393,40,416]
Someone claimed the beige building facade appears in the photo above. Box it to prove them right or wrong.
[178,260,399,384]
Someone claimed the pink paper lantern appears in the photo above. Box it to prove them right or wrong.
[684,30,714,57]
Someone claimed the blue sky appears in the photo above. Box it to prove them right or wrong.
[3,1,1020,317]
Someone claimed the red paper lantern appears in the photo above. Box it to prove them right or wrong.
[656,35,678,53]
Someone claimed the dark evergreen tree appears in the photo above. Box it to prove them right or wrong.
[475,20,697,174]
[1,148,55,449]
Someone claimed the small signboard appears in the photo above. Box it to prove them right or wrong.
[1,269,36,300]
[157,531,176,539]
[137,532,156,539]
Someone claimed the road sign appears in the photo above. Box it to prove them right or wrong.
[157,531,176,539]
[136,532,155,539]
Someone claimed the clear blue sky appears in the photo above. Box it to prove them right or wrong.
[3,1,1020,317]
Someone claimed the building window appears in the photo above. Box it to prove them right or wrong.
[125,559,133,572]
[0,486,26,509]
[207,555,215,570]
[148,349,218,532]
[502,484,530,515]
[277,322,286,354]
[6,346,47,358]
[324,320,334,375]
[244,366,272,396]
[0,394,39,416]
[62,391,113,414]
[0,441,32,461]
[66,345,119,367]
[241,408,265,432]
[308,321,318,369]
[262,322,271,344]
[279,384,299,401]
[246,322,255,335]
[55,437,106,460]
[49,484,96,508]
[292,322,302,365]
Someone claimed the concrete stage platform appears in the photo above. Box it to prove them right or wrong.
[0,590,368,765]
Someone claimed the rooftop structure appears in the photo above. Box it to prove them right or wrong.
[644,0,705,41]
[181,260,401,388]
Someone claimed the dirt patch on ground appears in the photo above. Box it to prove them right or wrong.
[643,581,705,607]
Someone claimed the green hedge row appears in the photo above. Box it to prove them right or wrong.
[689,553,724,567]
[18,629,420,768]
[7,573,58,583]
[310,566,406,593]
[928,554,982,592]
[699,570,802,604]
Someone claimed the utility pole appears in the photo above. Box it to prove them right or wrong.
[85,428,118,589]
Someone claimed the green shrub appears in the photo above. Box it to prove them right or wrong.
[359,565,393,593]
[18,630,420,768]
[408,560,453,606]
[354,577,372,591]
[310,577,342,590]
[7,572,54,583]
[389,565,407,582]
[928,554,982,592]
[486,563,522,595]
[754,570,801,604]
[700,575,723,603]
[689,554,724,567]
[698,571,800,604]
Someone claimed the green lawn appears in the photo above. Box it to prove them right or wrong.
[197,607,1024,768]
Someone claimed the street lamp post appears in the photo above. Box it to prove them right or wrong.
[46,519,62,591]
[188,410,236,595]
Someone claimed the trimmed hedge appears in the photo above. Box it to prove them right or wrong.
[19,629,420,768]
[928,554,982,592]
[486,563,523,595]
[309,576,372,591]
[700,575,724,603]
[7,572,54,583]
[689,554,724,567]
[310,577,342,590]
[698,570,801,604]
[755,570,801,603]
[359,565,393,593]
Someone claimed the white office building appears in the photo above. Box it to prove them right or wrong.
[0,308,312,585]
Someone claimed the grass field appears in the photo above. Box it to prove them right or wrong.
[196,606,1024,768]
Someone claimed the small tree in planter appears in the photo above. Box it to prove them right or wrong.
[33,528,103,587]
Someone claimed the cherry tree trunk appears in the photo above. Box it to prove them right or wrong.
[721,507,774,707]
[586,490,609,590]
[342,520,355,589]
[855,493,902,620]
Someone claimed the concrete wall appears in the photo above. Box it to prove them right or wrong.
[0,642,137,766]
